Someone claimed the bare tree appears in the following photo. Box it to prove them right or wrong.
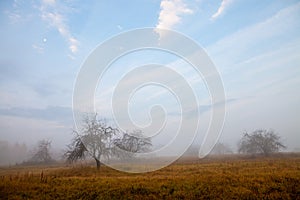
[238,129,286,156]
[65,114,152,169]
[31,139,53,163]
[65,114,117,169]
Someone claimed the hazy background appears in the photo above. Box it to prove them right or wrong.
[0,0,300,165]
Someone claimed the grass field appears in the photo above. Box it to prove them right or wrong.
[0,154,300,199]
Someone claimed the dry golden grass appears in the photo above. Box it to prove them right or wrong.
[1,154,300,199]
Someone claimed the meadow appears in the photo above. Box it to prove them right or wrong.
[0,154,299,199]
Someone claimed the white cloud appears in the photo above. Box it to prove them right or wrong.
[42,0,56,6]
[207,2,300,99]
[211,0,233,20]
[208,2,300,69]
[40,0,79,54]
[68,37,79,53]
[156,0,193,30]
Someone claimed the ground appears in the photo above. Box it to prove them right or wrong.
[0,154,300,199]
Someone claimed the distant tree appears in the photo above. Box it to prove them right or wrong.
[65,114,152,169]
[238,129,286,156]
[210,142,233,155]
[30,139,53,163]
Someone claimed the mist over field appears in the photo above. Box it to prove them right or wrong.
[1,0,300,198]
[0,0,300,166]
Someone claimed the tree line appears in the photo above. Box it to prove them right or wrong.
[22,114,286,169]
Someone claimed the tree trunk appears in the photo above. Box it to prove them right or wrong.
[95,158,101,170]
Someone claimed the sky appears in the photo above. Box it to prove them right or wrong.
[0,0,300,158]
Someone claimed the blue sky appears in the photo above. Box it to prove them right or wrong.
[0,0,300,153]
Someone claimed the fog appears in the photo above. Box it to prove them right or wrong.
[1,1,300,166]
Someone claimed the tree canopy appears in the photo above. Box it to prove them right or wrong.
[30,139,54,164]
[238,129,286,156]
[65,114,152,169]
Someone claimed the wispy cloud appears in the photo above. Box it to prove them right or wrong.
[5,0,33,24]
[211,0,233,20]
[156,0,193,30]
[208,2,300,98]
[0,106,73,125]
[42,0,56,6]
[40,0,79,54]
[208,2,300,68]
[6,11,22,24]
[32,44,44,53]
